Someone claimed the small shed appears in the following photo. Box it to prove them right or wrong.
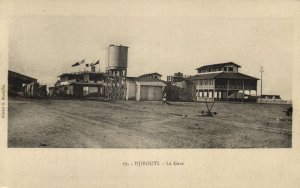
[125,77,166,101]
[136,81,166,101]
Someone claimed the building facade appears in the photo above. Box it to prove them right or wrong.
[166,72,193,101]
[191,62,258,102]
[54,71,106,98]
[8,70,47,98]
[126,73,166,101]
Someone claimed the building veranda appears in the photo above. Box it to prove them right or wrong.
[191,62,259,102]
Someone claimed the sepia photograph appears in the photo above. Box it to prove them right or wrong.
[1,1,300,188]
[7,16,293,148]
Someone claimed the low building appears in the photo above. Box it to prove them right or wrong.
[191,62,259,102]
[257,94,291,104]
[23,82,39,97]
[135,80,167,101]
[126,74,167,101]
[8,70,37,96]
[8,70,47,98]
[166,72,193,101]
[261,95,281,99]
[38,85,47,97]
[48,87,56,96]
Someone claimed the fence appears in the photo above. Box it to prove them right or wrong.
[257,98,292,104]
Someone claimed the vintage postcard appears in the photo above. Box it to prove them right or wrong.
[0,0,300,187]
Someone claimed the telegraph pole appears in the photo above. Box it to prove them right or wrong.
[260,66,264,103]
[260,66,264,96]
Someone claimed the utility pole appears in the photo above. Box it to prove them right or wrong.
[260,66,264,96]
[260,66,264,104]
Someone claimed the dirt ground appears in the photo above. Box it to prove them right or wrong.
[8,98,292,148]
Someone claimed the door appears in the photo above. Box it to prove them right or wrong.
[140,86,149,101]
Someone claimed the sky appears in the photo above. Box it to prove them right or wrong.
[8,16,293,100]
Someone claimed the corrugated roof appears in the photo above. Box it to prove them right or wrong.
[215,72,259,80]
[196,62,241,70]
[8,70,37,83]
[136,81,166,87]
[191,72,259,80]
[190,72,222,80]
[126,77,162,82]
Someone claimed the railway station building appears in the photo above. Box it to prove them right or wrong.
[191,62,259,102]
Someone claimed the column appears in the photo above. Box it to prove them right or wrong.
[227,80,229,102]
[242,79,245,103]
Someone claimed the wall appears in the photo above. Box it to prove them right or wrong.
[166,81,194,102]
[140,86,148,101]
[232,66,239,72]
[136,85,164,101]
[148,86,163,101]
[126,81,136,100]
[83,86,99,96]
[23,82,39,97]
[194,79,215,90]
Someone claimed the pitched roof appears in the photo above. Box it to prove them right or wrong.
[215,72,259,80]
[126,76,166,86]
[191,72,259,80]
[196,62,241,70]
[127,76,164,81]
[190,72,222,80]
[8,70,37,83]
[136,81,166,87]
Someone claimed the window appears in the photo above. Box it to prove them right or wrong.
[223,67,227,71]
[228,67,233,71]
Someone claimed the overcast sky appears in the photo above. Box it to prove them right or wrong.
[8,16,293,100]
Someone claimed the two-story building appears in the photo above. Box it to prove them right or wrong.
[191,62,259,102]
[54,71,106,98]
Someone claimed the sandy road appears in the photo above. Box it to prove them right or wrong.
[8,98,292,148]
